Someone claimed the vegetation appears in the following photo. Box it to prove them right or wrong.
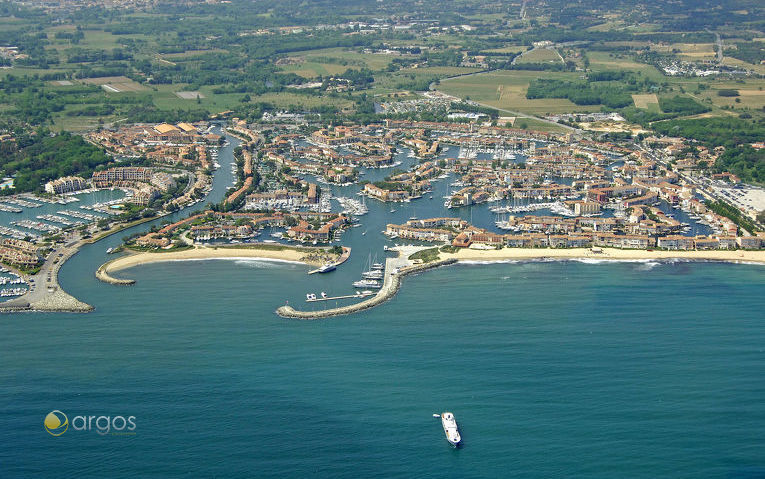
[408,247,442,263]
[657,96,710,116]
[714,146,765,185]
[526,79,633,109]
[704,200,759,235]
[0,132,110,192]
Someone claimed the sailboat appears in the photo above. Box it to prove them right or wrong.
[361,253,384,280]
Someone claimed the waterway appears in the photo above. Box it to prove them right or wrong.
[1,128,763,477]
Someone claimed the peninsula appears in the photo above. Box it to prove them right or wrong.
[97,244,348,284]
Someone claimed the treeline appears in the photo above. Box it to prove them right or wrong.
[714,146,765,185]
[526,79,633,108]
[657,96,710,115]
[652,118,765,184]
[1,132,111,192]
[724,42,765,65]
[652,117,765,147]
[705,200,759,234]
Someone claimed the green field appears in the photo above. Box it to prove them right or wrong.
[515,48,563,64]
[278,47,398,78]
[436,70,601,115]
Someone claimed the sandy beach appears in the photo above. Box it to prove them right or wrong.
[438,247,765,264]
[101,245,330,275]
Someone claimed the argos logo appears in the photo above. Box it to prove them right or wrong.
[44,410,136,436]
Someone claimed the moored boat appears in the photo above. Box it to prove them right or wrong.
[352,279,381,289]
[361,270,383,280]
[317,263,336,273]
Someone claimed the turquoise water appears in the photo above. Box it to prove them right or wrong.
[1,259,764,477]
[1,130,764,477]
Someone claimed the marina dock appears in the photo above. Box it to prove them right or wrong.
[306,246,351,274]
[306,292,374,302]
[278,254,457,319]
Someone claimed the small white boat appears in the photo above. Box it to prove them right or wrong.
[441,412,461,446]
[306,293,316,301]
[353,279,381,289]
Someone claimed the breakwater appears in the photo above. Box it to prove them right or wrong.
[0,246,94,313]
[95,258,136,285]
[276,258,457,319]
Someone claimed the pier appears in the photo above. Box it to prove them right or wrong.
[277,256,457,320]
[306,291,375,302]
[307,246,351,274]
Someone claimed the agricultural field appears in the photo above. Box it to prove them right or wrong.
[514,47,563,64]
[585,51,664,80]
[278,60,352,79]
[632,93,660,110]
[81,76,146,93]
[482,46,526,54]
[369,66,481,95]
[436,70,601,115]
[277,47,397,78]
[721,56,765,75]
[650,42,717,60]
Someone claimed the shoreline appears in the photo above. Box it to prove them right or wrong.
[437,247,765,265]
[275,245,764,320]
[96,244,334,284]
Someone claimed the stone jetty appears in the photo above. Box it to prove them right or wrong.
[276,258,457,319]
[95,258,136,285]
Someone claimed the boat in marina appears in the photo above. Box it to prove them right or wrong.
[317,263,336,273]
[361,269,383,280]
[371,262,384,270]
[440,412,462,446]
[352,279,381,289]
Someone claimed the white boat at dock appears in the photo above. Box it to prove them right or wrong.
[361,270,383,280]
[352,279,381,289]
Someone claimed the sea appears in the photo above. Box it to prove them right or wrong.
[1,130,764,478]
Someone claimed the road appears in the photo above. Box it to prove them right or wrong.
[709,30,723,63]
[1,230,93,311]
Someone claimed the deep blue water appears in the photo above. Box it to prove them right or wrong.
[1,130,764,477]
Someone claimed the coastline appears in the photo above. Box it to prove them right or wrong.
[0,215,168,313]
[96,244,333,283]
[437,247,765,265]
[275,245,764,320]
